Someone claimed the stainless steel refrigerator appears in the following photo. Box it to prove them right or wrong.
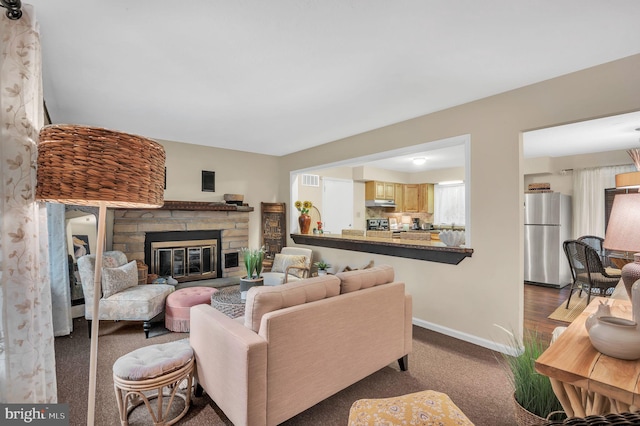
[524,192,572,287]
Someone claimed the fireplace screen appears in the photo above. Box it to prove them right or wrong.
[151,239,217,280]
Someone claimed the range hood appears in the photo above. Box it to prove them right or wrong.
[365,199,396,208]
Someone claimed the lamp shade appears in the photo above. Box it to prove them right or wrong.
[603,193,640,254]
[36,124,165,208]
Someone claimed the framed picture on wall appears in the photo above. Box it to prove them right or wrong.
[202,170,215,192]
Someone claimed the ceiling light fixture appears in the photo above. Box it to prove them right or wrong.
[412,157,426,165]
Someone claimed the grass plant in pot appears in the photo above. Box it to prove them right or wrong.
[314,260,331,275]
[240,246,265,300]
[497,326,564,425]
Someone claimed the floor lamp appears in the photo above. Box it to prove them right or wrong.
[35,124,165,425]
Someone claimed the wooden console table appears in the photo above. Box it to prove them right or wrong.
[535,297,640,417]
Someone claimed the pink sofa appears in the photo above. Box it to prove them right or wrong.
[190,264,412,426]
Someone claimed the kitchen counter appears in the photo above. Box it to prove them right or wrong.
[290,233,473,265]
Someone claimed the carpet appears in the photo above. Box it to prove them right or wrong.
[548,293,588,323]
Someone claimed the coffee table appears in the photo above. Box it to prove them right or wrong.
[210,285,245,318]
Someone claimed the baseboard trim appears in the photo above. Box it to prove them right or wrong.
[412,317,515,355]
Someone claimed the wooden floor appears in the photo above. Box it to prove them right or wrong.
[524,282,572,345]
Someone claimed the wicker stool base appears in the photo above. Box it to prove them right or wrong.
[113,357,194,426]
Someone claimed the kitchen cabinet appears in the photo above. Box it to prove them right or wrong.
[419,183,434,213]
[365,181,395,201]
[403,184,420,212]
[394,183,404,212]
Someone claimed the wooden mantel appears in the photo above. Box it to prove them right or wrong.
[158,200,254,212]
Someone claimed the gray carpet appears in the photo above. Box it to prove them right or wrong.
[55,314,518,425]
[58,274,519,426]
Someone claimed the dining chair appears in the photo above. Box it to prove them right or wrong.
[563,240,621,309]
[577,235,617,270]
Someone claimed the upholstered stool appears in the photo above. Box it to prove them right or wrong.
[165,286,218,332]
[113,339,194,426]
[348,390,474,426]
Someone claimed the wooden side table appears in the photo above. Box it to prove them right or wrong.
[535,297,640,417]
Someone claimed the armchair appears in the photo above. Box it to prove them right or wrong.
[77,251,175,338]
[262,247,312,286]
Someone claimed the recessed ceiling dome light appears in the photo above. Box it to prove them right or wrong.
[412,157,426,165]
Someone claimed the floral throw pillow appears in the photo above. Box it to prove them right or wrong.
[101,260,138,298]
[271,254,307,278]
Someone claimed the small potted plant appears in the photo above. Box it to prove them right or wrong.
[314,260,331,275]
[240,246,265,299]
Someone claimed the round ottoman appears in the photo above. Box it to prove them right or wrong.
[165,286,218,332]
[113,338,194,425]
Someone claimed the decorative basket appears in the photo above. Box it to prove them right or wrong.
[514,396,545,426]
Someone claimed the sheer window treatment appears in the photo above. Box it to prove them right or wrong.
[0,6,57,402]
[572,164,635,239]
[434,183,465,226]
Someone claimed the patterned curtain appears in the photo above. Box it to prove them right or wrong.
[0,6,57,402]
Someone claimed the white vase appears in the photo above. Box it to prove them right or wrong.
[588,316,640,360]
[585,302,611,332]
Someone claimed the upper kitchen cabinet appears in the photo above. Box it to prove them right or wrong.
[403,184,420,212]
[365,181,395,201]
[419,183,434,213]
[394,183,404,212]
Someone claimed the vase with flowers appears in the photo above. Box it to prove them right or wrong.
[295,200,313,234]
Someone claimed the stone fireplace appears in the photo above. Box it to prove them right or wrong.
[112,201,252,281]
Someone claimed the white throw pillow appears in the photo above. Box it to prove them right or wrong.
[102,260,138,298]
[271,254,307,278]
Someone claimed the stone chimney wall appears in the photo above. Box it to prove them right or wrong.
[113,207,250,279]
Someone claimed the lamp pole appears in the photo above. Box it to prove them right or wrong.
[87,201,107,426]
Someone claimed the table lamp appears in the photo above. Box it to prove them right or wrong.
[603,193,640,299]
[36,124,165,425]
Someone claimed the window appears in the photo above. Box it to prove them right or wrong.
[434,183,465,226]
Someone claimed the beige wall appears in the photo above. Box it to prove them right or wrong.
[278,54,640,351]
[152,55,640,351]
[158,140,281,249]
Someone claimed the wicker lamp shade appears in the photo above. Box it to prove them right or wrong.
[36,124,165,208]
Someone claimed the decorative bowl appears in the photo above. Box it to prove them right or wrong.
[439,230,465,247]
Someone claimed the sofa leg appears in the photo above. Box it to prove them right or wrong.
[87,319,92,338]
[398,355,408,371]
[194,383,204,397]
[143,321,151,338]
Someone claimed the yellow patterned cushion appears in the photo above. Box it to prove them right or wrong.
[348,390,474,426]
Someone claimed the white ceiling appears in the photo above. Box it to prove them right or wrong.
[26,0,640,166]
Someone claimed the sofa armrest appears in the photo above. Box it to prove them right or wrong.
[190,304,268,426]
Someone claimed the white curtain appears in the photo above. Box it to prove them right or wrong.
[572,164,636,239]
[434,183,466,226]
[0,6,57,402]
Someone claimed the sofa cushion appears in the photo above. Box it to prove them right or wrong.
[336,264,395,294]
[271,254,307,278]
[244,275,341,332]
[102,260,138,298]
